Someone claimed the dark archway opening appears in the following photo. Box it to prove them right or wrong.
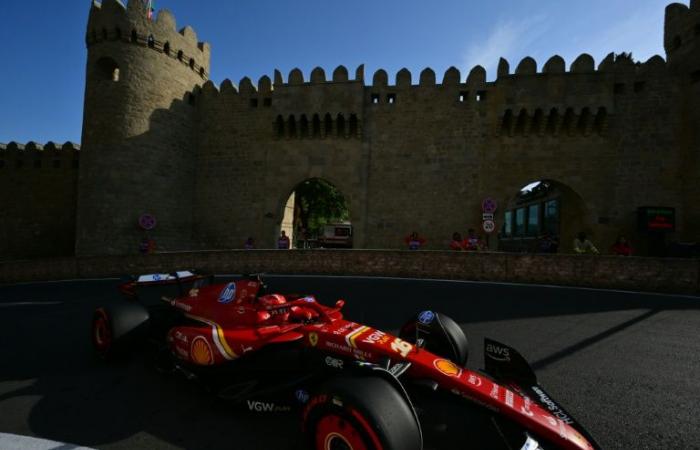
[95,57,120,82]
[278,178,351,249]
[498,180,588,254]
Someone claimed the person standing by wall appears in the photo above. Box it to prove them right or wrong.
[611,236,633,256]
[405,232,426,250]
[277,231,291,249]
[244,237,255,249]
[573,232,599,254]
[463,229,483,251]
[539,231,560,254]
[449,232,464,251]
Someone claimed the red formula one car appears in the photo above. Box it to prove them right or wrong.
[91,272,601,450]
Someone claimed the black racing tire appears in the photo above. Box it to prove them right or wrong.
[400,311,469,367]
[302,376,422,450]
[91,302,149,360]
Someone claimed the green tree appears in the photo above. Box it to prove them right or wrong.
[294,179,349,236]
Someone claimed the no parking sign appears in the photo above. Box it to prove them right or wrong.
[482,198,498,214]
[139,213,157,230]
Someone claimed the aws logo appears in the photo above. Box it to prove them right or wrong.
[486,343,511,362]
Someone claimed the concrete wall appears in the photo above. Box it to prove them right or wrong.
[0,251,697,295]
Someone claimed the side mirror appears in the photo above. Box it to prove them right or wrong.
[335,299,345,309]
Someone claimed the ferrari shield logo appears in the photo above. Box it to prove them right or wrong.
[309,332,318,347]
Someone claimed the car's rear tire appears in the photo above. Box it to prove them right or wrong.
[302,376,422,450]
[400,311,469,367]
[91,302,149,360]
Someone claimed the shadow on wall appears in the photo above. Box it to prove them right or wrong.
[77,93,197,257]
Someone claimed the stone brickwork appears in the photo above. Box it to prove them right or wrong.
[0,251,697,296]
[1,1,698,260]
[0,142,79,259]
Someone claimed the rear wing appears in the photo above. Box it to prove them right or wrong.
[119,270,214,305]
[483,339,602,450]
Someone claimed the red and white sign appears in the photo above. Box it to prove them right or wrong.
[139,213,157,230]
[482,198,498,214]
[482,220,496,234]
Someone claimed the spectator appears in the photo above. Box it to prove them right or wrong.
[139,237,150,254]
[277,231,291,249]
[449,232,464,251]
[573,232,599,254]
[139,236,156,254]
[405,232,426,250]
[539,231,560,254]
[611,236,633,256]
[244,237,255,249]
[463,229,483,251]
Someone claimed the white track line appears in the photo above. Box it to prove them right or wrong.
[0,301,64,308]
[0,278,120,287]
[0,433,96,450]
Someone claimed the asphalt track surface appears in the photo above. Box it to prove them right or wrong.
[1,275,699,450]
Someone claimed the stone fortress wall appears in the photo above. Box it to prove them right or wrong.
[0,142,80,259]
[1,0,698,259]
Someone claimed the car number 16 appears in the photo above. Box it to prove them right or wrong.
[391,338,413,357]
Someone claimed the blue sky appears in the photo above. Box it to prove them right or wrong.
[0,0,671,143]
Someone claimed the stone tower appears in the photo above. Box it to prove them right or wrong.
[664,1,700,240]
[76,0,209,255]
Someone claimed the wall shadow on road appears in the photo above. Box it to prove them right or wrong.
[260,275,700,331]
[0,276,697,449]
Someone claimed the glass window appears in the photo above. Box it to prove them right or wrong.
[544,199,559,234]
[504,211,513,236]
[515,208,525,235]
[527,204,540,235]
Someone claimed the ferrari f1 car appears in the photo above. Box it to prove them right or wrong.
[91,272,601,450]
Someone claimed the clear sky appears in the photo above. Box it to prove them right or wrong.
[0,0,672,144]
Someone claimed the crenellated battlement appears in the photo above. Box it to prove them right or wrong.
[201,52,666,98]
[189,49,673,144]
[87,0,210,79]
[0,141,80,170]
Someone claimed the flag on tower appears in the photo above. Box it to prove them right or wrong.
[147,0,155,21]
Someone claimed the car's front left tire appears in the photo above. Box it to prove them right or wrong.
[302,375,422,450]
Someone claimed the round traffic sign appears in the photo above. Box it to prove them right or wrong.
[138,213,157,230]
[482,220,496,234]
[482,198,498,214]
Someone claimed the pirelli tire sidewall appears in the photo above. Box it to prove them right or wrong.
[302,375,422,450]
[92,301,150,359]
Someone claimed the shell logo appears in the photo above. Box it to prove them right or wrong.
[433,358,462,377]
[191,336,214,365]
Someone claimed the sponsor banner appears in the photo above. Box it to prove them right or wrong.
[325,356,344,369]
[485,342,511,362]
[246,400,292,413]
[531,386,575,425]
[190,336,214,365]
[418,310,435,325]
[295,390,310,404]
[218,282,236,304]
[325,340,373,360]
[433,359,462,377]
